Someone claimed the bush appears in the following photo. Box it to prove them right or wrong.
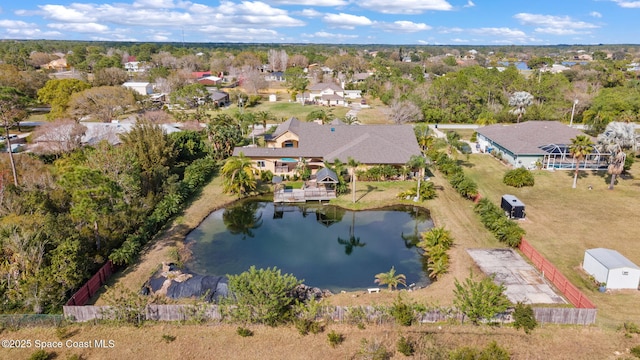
[227,266,302,326]
[478,341,510,360]
[630,345,640,358]
[294,318,323,336]
[356,339,391,360]
[161,334,176,343]
[474,198,525,248]
[503,168,535,188]
[29,350,50,360]
[396,181,437,201]
[390,295,414,326]
[327,330,345,348]
[346,306,368,329]
[513,302,538,334]
[236,326,254,337]
[396,336,415,356]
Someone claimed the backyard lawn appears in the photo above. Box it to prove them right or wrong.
[463,153,640,329]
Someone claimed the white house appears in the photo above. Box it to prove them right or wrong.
[122,82,153,96]
[298,82,346,106]
[583,248,640,290]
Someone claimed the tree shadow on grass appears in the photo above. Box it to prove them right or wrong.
[357,184,382,202]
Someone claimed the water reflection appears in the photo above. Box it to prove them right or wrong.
[186,200,434,291]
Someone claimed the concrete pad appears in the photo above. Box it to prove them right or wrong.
[467,248,567,305]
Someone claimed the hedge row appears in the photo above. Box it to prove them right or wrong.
[473,198,525,248]
[428,150,524,248]
[109,157,218,265]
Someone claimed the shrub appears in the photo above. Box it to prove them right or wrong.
[356,338,391,360]
[513,302,538,334]
[478,341,510,360]
[260,170,274,183]
[630,345,640,358]
[227,266,302,326]
[396,336,415,356]
[453,274,510,325]
[396,181,437,201]
[294,318,323,335]
[390,295,414,326]
[236,326,254,337]
[161,334,176,343]
[29,350,50,360]
[327,330,345,348]
[503,168,535,188]
[346,306,368,329]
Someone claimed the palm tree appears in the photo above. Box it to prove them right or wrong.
[406,154,427,200]
[347,157,360,203]
[508,91,534,123]
[418,227,453,250]
[337,212,366,255]
[374,266,407,291]
[607,149,626,190]
[221,153,256,195]
[569,135,594,189]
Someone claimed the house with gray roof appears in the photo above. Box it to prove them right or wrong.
[476,121,608,170]
[297,82,346,106]
[232,117,421,176]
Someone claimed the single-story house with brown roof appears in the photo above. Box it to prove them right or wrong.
[476,121,608,170]
[232,117,421,176]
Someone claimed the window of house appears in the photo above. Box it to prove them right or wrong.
[257,161,265,168]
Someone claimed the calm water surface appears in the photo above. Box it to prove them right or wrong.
[185,200,434,292]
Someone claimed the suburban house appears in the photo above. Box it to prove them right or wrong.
[476,121,609,170]
[265,71,285,82]
[207,89,230,107]
[122,81,153,96]
[197,76,223,86]
[232,117,421,176]
[297,82,346,106]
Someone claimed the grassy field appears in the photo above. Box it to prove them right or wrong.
[463,154,640,329]
[2,322,634,360]
[22,150,640,359]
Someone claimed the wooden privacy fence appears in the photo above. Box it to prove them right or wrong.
[64,304,593,325]
[65,260,116,306]
[519,238,596,309]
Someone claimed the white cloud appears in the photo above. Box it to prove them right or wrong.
[48,22,110,33]
[323,13,372,29]
[263,0,348,5]
[302,31,358,40]
[438,27,463,33]
[378,21,432,33]
[514,13,598,35]
[132,0,180,9]
[471,27,527,38]
[464,0,475,8]
[297,8,323,18]
[452,38,469,42]
[0,20,31,28]
[612,0,640,8]
[357,0,453,14]
[590,11,602,18]
[39,4,97,22]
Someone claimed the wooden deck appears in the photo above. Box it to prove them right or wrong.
[274,188,336,203]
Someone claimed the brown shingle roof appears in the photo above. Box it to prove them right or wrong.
[234,118,420,165]
[476,121,589,155]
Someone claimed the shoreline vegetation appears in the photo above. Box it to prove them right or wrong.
[97,165,491,309]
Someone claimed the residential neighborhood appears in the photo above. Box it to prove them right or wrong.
[1,38,640,360]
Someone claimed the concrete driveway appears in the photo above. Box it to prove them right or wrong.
[467,248,567,305]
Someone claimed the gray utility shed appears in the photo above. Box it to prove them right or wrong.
[583,248,640,290]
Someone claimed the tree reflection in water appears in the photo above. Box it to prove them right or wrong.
[222,201,264,239]
[337,212,366,255]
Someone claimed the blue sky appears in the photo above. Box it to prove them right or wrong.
[1,0,639,44]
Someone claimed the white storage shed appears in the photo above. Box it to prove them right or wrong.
[583,248,640,290]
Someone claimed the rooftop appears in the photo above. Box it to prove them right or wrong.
[476,121,588,155]
[586,248,640,270]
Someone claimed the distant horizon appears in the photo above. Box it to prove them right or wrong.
[3,39,640,49]
[2,1,640,45]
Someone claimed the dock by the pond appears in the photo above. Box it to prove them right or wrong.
[274,188,336,203]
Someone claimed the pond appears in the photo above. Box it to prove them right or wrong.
[185,200,434,292]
